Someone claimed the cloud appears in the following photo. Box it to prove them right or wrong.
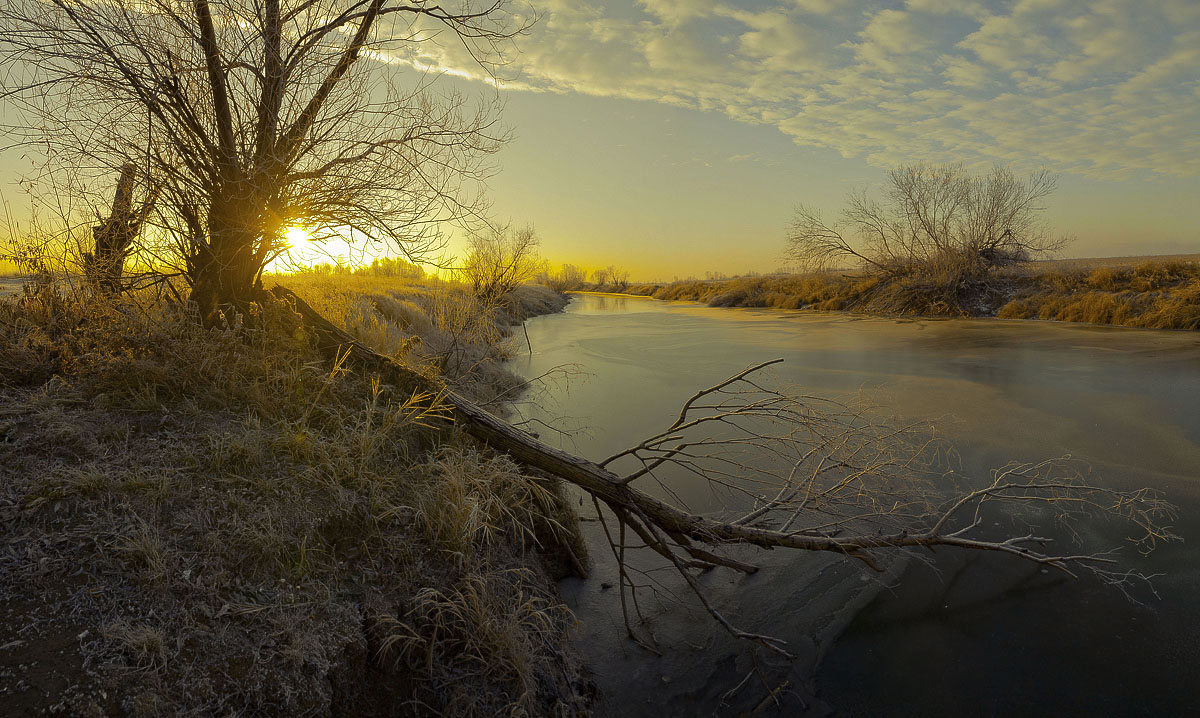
[789,0,840,14]
[391,0,1200,178]
[940,54,991,88]
[905,0,989,19]
[729,9,834,73]
[637,0,719,25]
[852,8,952,75]
[727,152,759,162]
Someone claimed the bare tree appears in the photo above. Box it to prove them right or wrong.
[605,264,629,289]
[535,263,588,292]
[591,267,610,286]
[787,164,1071,276]
[460,223,542,304]
[0,0,528,323]
[561,264,588,289]
[538,263,587,292]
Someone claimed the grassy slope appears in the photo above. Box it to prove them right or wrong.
[0,276,590,716]
[596,255,1200,330]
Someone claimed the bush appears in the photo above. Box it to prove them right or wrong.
[538,264,587,292]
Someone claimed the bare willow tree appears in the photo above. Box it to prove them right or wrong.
[787,163,1071,276]
[595,264,628,289]
[536,263,587,292]
[0,0,528,323]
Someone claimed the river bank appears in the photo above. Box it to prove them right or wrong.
[0,276,592,715]
[581,255,1200,330]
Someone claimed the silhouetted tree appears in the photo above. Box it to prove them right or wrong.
[82,164,159,292]
[609,265,629,289]
[1,0,527,324]
[536,263,587,292]
[558,264,588,290]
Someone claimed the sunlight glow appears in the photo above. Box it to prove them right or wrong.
[283,225,313,247]
[264,224,377,274]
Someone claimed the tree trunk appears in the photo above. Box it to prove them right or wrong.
[85,164,140,292]
[266,287,894,552]
[189,196,264,326]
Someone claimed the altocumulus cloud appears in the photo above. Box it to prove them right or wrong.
[390,0,1200,179]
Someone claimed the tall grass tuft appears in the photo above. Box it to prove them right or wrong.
[997,259,1200,329]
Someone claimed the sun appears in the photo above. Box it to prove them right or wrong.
[283,225,313,247]
[266,224,360,273]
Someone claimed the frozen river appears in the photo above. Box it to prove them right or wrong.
[512,292,1200,716]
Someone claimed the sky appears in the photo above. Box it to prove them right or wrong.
[3,0,1199,280]
[413,0,1200,280]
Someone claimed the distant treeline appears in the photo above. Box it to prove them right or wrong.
[576,163,1187,330]
[536,263,630,293]
[297,256,425,280]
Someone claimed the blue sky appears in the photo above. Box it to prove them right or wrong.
[411,0,1200,278]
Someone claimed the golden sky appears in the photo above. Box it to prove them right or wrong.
[3,0,1199,281]
[436,0,1200,279]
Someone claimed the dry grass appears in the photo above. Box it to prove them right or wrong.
[0,277,588,715]
[277,271,566,407]
[624,273,873,311]
[622,271,976,316]
[1032,252,1200,272]
[997,259,1200,329]
[609,256,1200,329]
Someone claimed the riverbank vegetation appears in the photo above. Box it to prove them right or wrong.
[608,255,1200,330]
[1,274,589,715]
[997,258,1200,329]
